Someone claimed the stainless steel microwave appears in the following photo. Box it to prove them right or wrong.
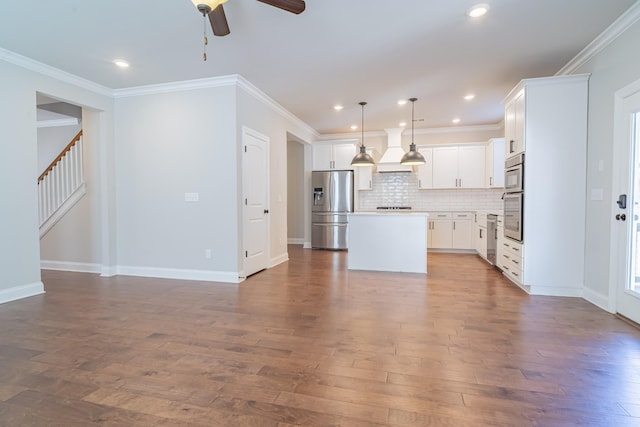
[505,153,524,193]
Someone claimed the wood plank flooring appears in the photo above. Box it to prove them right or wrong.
[1,246,640,426]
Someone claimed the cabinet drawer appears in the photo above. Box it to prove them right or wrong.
[430,212,452,219]
[474,212,487,225]
[502,239,522,256]
[454,212,473,220]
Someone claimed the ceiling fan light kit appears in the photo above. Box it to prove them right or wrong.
[192,0,228,15]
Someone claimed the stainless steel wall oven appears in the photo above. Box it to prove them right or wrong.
[504,154,524,242]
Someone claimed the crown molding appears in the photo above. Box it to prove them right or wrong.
[112,75,239,98]
[37,118,79,128]
[235,75,319,139]
[317,123,502,141]
[0,48,113,97]
[556,1,640,75]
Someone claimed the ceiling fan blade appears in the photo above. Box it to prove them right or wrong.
[257,0,306,14]
[209,4,230,37]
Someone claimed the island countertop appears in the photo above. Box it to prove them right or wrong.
[347,212,428,274]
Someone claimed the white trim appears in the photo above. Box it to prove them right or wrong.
[287,238,304,245]
[0,48,112,97]
[113,75,239,98]
[236,76,319,138]
[101,266,117,277]
[270,253,289,268]
[37,118,79,128]
[583,287,612,313]
[528,286,583,298]
[40,260,101,274]
[0,282,45,305]
[317,124,502,141]
[303,241,312,249]
[117,265,243,284]
[557,2,640,76]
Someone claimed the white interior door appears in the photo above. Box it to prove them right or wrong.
[242,127,269,277]
[611,81,640,324]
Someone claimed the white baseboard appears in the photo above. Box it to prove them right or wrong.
[116,265,242,283]
[41,260,102,274]
[582,287,612,313]
[101,266,117,277]
[528,285,583,298]
[270,253,289,267]
[0,281,45,305]
[287,238,304,245]
[303,241,311,249]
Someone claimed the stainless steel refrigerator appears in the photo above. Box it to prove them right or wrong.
[311,170,354,250]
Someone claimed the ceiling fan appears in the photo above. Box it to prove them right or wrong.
[191,0,306,37]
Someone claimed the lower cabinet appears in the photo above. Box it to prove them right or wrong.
[427,212,473,250]
[499,238,523,284]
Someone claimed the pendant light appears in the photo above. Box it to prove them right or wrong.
[400,98,426,165]
[351,101,375,167]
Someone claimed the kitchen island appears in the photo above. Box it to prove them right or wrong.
[348,212,428,274]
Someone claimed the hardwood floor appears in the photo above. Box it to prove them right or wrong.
[1,247,640,426]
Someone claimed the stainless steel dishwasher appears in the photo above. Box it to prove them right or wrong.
[487,214,497,265]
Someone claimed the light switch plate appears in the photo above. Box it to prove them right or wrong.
[185,192,199,202]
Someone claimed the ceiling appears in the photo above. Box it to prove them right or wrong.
[0,0,636,135]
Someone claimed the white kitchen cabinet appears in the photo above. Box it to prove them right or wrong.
[474,212,488,258]
[427,212,474,250]
[312,140,356,170]
[485,138,505,188]
[416,147,433,189]
[505,90,525,158]
[432,145,485,189]
[452,212,474,249]
[496,215,504,268]
[501,74,588,295]
[355,148,375,190]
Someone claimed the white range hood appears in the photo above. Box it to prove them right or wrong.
[376,128,413,173]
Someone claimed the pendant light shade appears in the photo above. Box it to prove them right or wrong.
[351,102,375,167]
[400,98,426,166]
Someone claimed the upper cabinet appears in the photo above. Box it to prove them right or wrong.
[485,138,505,188]
[432,145,485,189]
[355,148,376,191]
[505,90,525,158]
[312,140,356,170]
[416,147,433,189]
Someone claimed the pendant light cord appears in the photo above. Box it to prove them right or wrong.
[360,101,367,147]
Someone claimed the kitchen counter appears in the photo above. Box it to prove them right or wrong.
[347,212,428,274]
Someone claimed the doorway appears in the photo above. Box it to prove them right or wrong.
[611,79,640,324]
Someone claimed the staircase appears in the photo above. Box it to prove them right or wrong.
[38,130,86,238]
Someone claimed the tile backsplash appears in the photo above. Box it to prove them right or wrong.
[358,172,504,211]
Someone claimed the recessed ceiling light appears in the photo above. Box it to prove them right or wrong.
[113,59,130,68]
[399,122,407,127]
[350,125,358,130]
[464,94,475,100]
[452,118,461,124]
[397,99,408,105]
[468,4,489,18]
[334,105,344,111]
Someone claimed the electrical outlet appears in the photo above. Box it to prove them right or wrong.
[205,249,212,259]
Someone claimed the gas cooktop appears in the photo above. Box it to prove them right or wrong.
[376,206,412,210]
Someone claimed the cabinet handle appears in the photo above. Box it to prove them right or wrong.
[503,254,510,260]
[490,177,493,186]
[512,247,520,252]
[419,179,422,187]
[453,221,456,231]
[479,229,483,238]
[510,140,515,153]
[369,180,372,189]
[512,259,519,265]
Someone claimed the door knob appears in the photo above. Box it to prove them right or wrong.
[264,209,269,214]
[616,213,626,221]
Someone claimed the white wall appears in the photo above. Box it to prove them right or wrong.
[0,54,114,303]
[575,19,640,306]
[236,85,315,266]
[114,85,240,280]
[287,140,305,242]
